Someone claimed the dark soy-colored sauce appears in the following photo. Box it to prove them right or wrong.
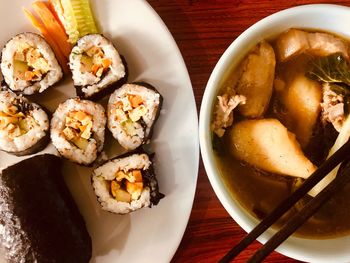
[216,138,350,238]
[214,30,350,239]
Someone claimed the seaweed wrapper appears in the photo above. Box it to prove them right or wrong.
[0,154,91,263]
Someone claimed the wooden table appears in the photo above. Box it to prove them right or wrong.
[147,1,350,262]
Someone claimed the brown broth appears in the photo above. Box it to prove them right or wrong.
[216,136,350,238]
[214,29,350,239]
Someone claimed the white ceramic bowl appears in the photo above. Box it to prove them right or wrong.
[199,4,350,263]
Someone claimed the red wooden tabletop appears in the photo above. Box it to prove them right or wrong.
[146,0,350,262]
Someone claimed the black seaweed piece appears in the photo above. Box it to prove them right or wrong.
[139,118,148,131]
[142,165,165,206]
[0,154,92,263]
[15,98,34,113]
[0,80,7,91]
[75,55,129,101]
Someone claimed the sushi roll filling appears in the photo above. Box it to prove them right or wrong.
[112,93,148,137]
[62,110,93,150]
[1,33,63,95]
[92,152,164,214]
[51,98,106,165]
[78,46,112,81]
[12,43,50,83]
[0,90,49,155]
[69,34,126,99]
[71,43,116,88]
[0,100,39,139]
[107,83,161,150]
[110,169,144,203]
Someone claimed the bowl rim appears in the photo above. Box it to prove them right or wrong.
[199,3,350,262]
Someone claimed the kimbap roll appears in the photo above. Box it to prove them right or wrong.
[51,98,106,165]
[92,152,164,214]
[0,32,63,95]
[0,90,50,156]
[0,154,92,263]
[69,34,127,100]
[107,83,162,150]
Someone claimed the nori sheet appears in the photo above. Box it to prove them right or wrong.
[0,154,92,263]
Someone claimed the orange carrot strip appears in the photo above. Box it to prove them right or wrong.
[132,170,143,182]
[129,95,143,108]
[23,8,70,74]
[47,0,65,30]
[102,58,112,69]
[32,1,72,57]
[24,71,34,81]
[91,64,99,75]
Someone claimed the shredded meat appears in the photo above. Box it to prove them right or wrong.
[321,83,345,132]
[275,29,349,62]
[308,32,349,59]
[211,93,246,137]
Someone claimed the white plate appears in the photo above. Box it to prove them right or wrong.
[0,1,199,262]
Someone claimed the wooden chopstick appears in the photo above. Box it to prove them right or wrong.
[219,139,350,263]
[248,159,350,262]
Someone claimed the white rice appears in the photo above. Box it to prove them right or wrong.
[69,34,125,97]
[92,153,152,214]
[0,33,63,95]
[0,90,49,153]
[50,98,106,165]
[108,84,161,150]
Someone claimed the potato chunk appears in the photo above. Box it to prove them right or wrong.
[228,119,317,179]
[275,29,309,62]
[236,41,276,118]
[280,74,322,147]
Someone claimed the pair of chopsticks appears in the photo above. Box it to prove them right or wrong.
[220,139,350,263]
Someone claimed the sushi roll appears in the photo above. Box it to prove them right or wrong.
[92,152,164,214]
[0,32,63,95]
[51,98,106,165]
[69,34,128,100]
[0,90,50,156]
[0,154,92,263]
[107,82,163,150]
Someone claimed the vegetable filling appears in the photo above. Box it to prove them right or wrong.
[49,0,99,44]
[62,110,93,150]
[0,102,38,139]
[80,46,112,78]
[13,43,50,82]
[114,94,147,136]
[110,169,144,202]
